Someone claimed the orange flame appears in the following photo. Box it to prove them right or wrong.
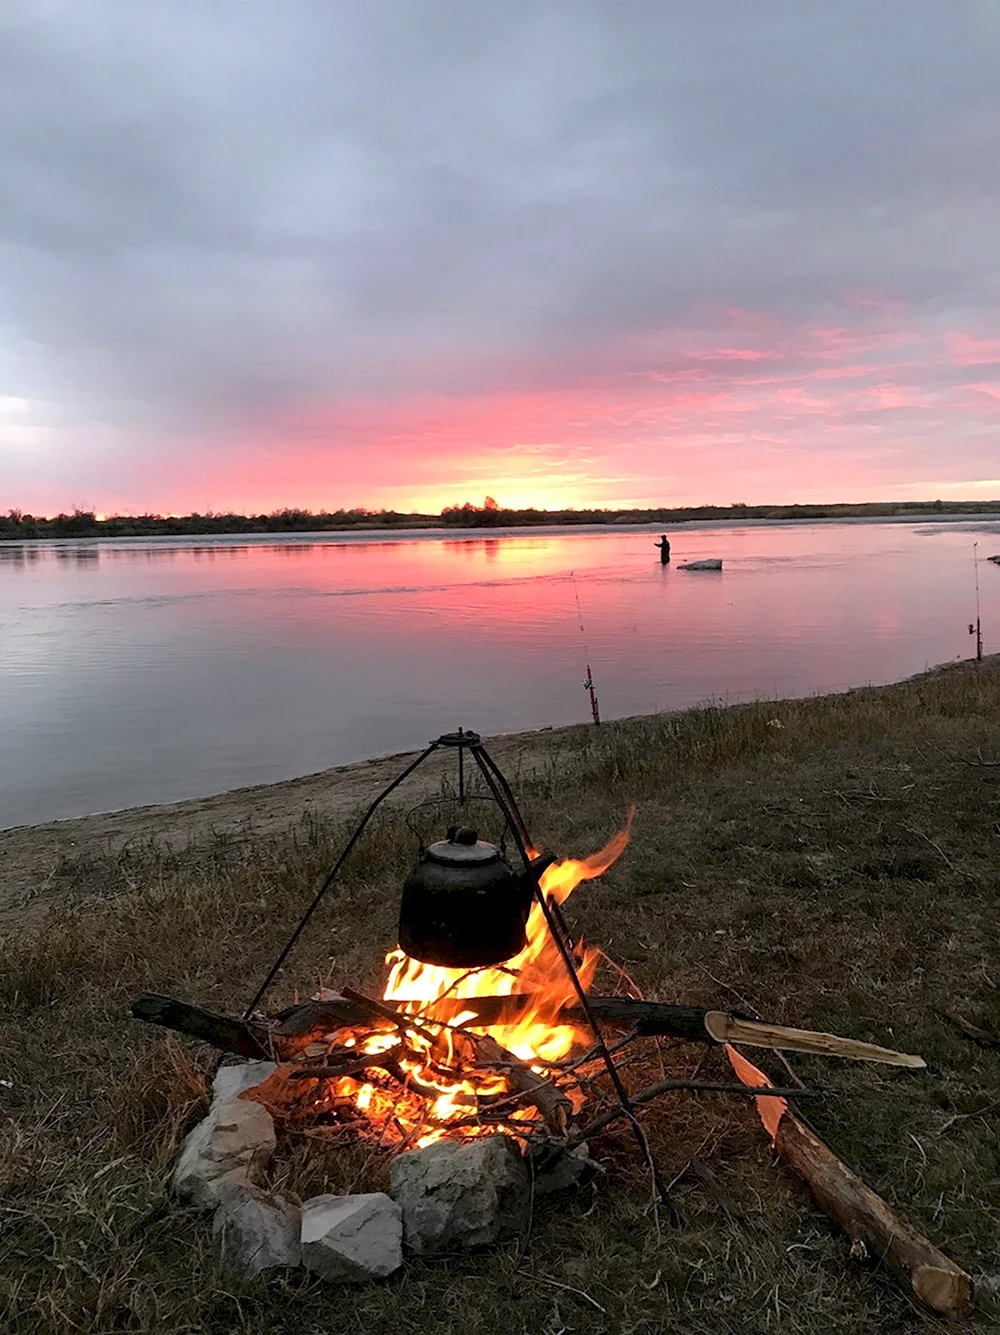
[311,817,632,1147]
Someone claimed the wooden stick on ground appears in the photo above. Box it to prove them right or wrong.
[940,1008,1000,1047]
[726,1045,972,1319]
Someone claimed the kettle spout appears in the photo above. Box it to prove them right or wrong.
[523,849,558,883]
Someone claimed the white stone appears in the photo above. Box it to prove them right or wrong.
[212,1061,278,1102]
[678,558,723,571]
[389,1134,529,1255]
[171,1097,276,1209]
[300,1193,403,1283]
[213,1181,301,1282]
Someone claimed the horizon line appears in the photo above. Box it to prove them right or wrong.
[6,497,1000,525]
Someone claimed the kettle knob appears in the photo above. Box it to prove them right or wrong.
[446,825,479,845]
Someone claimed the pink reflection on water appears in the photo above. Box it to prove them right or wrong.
[1,521,998,825]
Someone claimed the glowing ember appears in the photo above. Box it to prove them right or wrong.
[305,820,631,1147]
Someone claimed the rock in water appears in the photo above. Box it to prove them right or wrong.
[212,1061,278,1102]
[677,558,723,571]
[389,1134,530,1254]
[213,1181,301,1282]
[171,1097,276,1209]
[300,1193,403,1283]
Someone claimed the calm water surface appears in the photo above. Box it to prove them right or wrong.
[2,520,998,828]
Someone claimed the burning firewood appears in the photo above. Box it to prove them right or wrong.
[334,986,575,1137]
[131,993,924,1068]
[472,1034,572,1137]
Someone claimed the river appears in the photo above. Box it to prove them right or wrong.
[2,519,998,828]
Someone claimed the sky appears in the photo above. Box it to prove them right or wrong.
[2,1,999,517]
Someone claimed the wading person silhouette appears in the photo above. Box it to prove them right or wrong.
[655,534,671,565]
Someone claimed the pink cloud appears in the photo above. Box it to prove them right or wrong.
[684,347,782,363]
[949,334,1000,366]
[954,380,1000,402]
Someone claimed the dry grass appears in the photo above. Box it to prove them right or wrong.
[3,659,1000,1334]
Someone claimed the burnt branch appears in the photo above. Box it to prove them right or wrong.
[130,994,273,1059]
[473,1034,572,1137]
[130,992,716,1058]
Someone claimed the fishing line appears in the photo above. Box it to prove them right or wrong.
[570,569,601,725]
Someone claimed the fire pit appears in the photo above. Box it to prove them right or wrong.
[229,727,664,1160]
[132,728,973,1315]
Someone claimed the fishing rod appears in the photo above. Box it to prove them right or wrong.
[971,542,983,662]
[570,570,601,725]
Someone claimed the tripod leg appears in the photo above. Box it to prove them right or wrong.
[469,743,673,1214]
[243,742,439,1017]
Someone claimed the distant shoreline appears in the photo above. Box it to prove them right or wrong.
[4,500,1000,544]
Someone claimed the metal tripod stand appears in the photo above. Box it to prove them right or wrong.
[244,727,666,1202]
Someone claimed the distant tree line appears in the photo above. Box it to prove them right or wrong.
[0,506,423,539]
[1,496,996,541]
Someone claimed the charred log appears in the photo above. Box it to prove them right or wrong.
[131,993,921,1070]
[130,991,716,1056]
[129,994,272,1059]
[269,993,714,1043]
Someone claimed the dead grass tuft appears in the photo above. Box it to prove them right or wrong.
[116,1038,208,1158]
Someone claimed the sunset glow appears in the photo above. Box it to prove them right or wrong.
[142,307,1000,518]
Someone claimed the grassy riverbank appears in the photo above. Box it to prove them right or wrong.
[3,659,1000,1333]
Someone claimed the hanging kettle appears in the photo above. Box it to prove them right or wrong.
[397,825,556,968]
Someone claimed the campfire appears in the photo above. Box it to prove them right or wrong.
[266,828,629,1149]
[132,728,974,1316]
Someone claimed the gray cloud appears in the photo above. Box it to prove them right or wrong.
[2,0,1000,499]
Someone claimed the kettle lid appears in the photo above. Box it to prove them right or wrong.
[425,825,502,866]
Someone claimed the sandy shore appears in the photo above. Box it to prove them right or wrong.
[0,724,592,922]
[6,653,996,925]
